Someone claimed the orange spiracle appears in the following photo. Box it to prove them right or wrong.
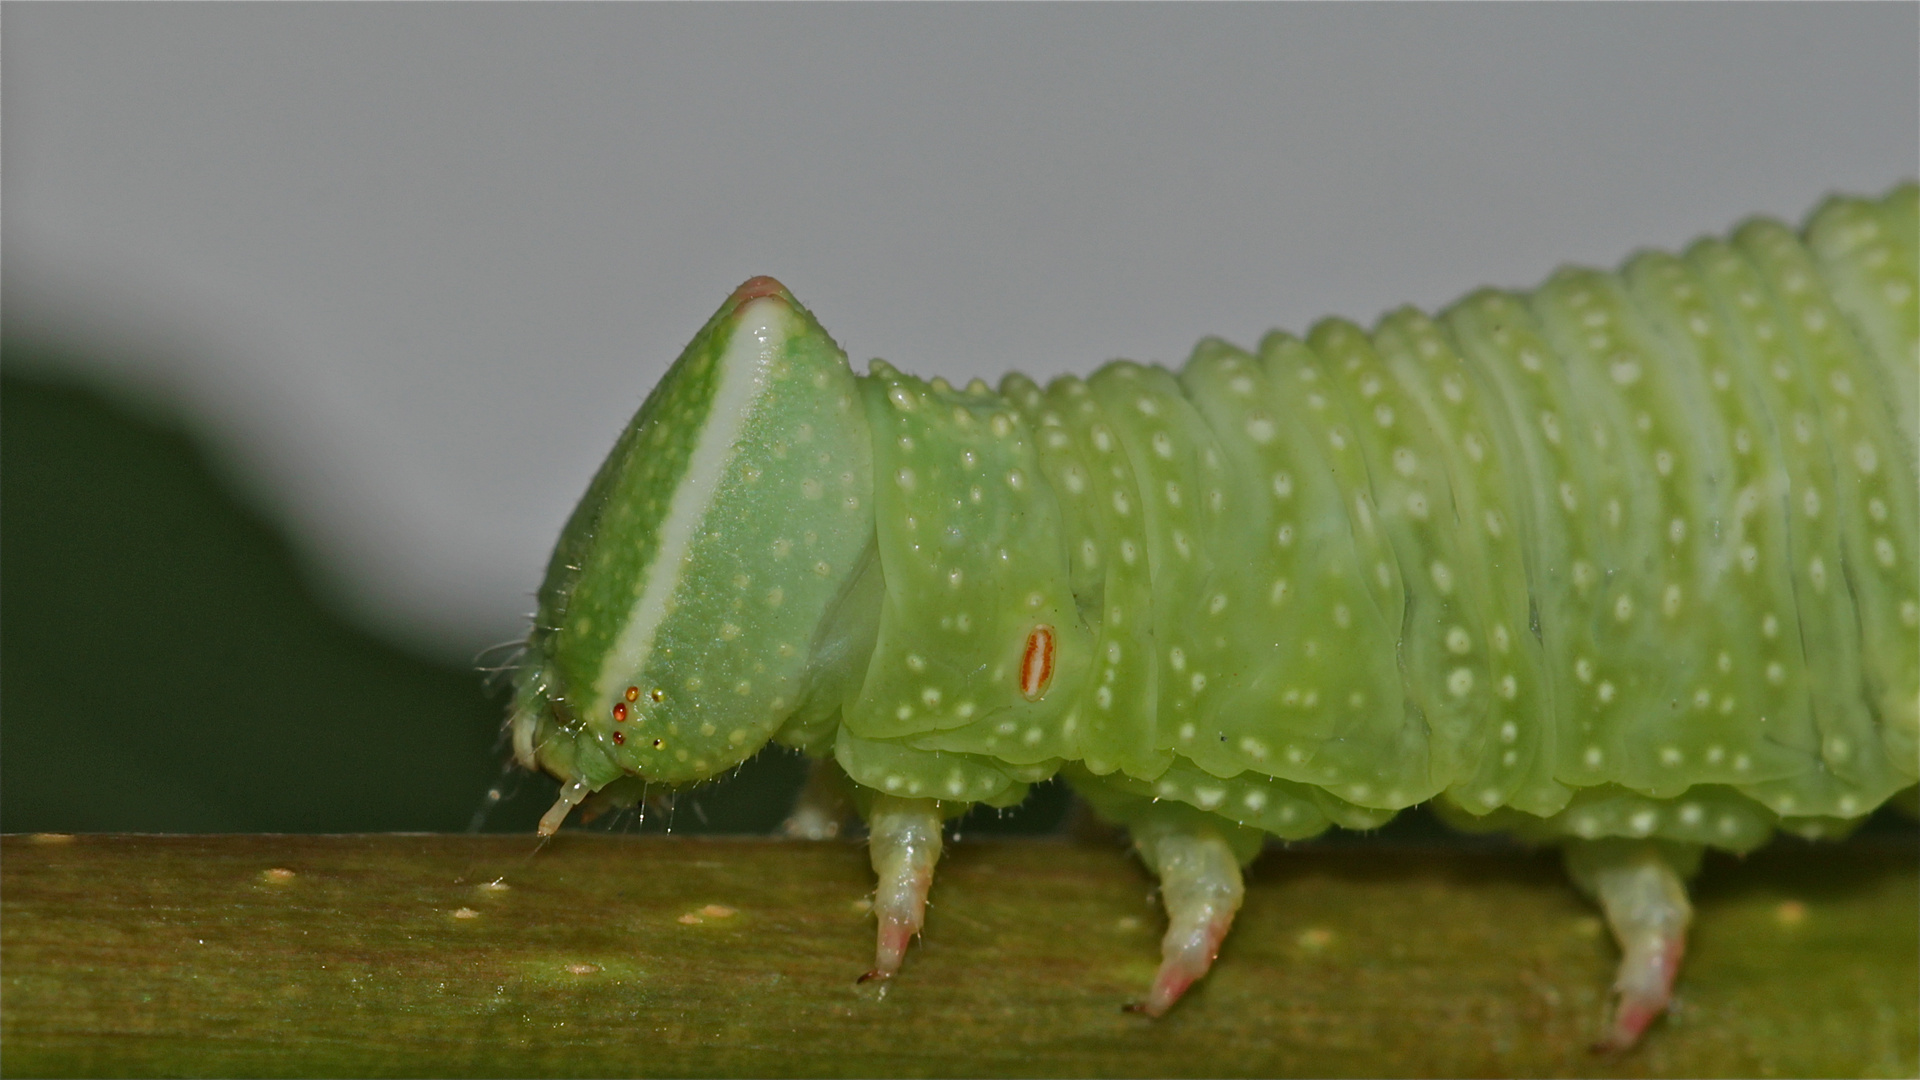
[1020,624,1055,702]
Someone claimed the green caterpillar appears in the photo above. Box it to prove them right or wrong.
[508,184,1918,1050]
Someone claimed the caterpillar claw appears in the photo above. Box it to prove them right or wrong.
[865,795,945,980]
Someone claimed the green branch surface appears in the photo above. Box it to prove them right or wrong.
[2,833,1913,1078]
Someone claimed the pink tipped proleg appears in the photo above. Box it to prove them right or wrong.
[1128,817,1247,1017]
[863,795,945,981]
[1600,931,1687,1054]
[1564,840,1699,1052]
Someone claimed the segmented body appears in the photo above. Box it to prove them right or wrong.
[835,186,1918,850]
[512,186,1916,852]
[506,185,1916,1044]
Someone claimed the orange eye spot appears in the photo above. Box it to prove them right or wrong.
[625,686,640,702]
[1020,624,1056,701]
[612,702,628,722]
[612,731,626,745]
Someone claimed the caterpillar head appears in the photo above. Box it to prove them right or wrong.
[509,278,878,830]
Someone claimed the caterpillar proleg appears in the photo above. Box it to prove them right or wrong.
[509,185,1918,1049]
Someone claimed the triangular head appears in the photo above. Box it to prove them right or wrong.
[509,278,880,832]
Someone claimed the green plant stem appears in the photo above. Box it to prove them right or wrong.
[2,833,1913,1078]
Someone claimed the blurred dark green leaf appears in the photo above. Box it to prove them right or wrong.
[1,345,547,832]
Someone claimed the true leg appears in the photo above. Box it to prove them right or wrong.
[1563,839,1703,1052]
[536,778,591,837]
[863,794,944,980]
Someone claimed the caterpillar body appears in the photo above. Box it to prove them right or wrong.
[509,184,1918,1049]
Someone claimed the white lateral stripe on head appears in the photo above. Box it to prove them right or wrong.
[594,300,787,706]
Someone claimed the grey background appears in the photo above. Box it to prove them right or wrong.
[6,2,1916,660]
